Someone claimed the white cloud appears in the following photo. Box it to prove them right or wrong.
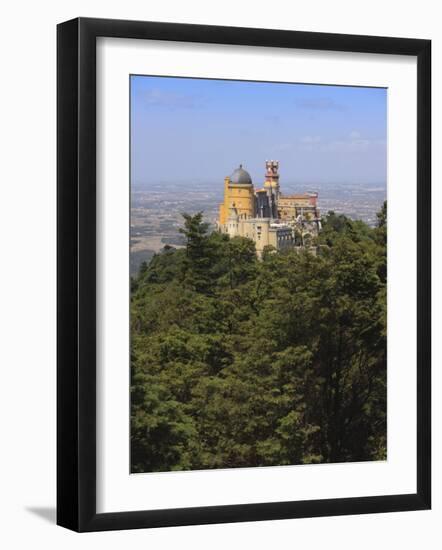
[295,97,344,111]
[272,142,294,152]
[145,88,200,109]
[300,135,322,144]
[320,138,371,153]
[276,133,385,155]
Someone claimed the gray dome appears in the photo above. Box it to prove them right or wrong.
[230,164,252,185]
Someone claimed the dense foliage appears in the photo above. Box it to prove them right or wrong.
[130,204,387,472]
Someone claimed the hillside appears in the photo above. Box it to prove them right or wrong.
[130,204,387,472]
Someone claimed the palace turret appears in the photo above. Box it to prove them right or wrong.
[217,161,320,256]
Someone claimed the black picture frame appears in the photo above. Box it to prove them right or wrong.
[57,17,431,532]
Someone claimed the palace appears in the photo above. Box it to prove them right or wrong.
[218,161,320,256]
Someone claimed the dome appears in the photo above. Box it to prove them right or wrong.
[230,164,252,185]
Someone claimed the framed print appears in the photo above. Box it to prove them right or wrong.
[57,17,431,532]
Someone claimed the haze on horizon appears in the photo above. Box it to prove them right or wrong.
[131,75,387,188]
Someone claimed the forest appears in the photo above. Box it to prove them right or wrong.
[130,202,387,473]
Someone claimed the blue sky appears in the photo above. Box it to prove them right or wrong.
[131,75,387,186]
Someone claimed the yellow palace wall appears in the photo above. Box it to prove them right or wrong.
[219,177,254,224]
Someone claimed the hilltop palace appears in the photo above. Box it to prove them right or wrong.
[218,161,321,256]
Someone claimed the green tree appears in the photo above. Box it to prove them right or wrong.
[179,212,212,293]
[130,204,387,472]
